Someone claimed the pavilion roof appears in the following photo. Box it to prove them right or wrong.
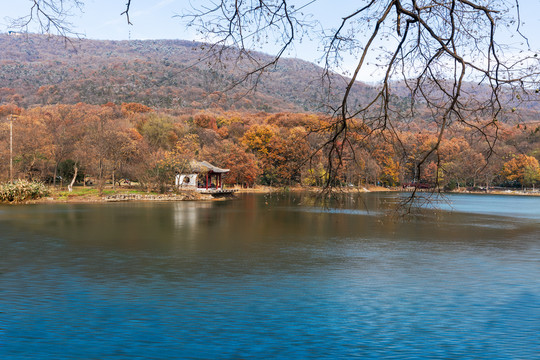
[191,160,229,174]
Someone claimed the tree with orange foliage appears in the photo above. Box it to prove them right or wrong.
[0,104,22,117]
[146,134,200,192]
[138,114,178,151]
[79,104,126,194]
[193,114,218,131]
[37,105,85,186]
[502,154,540,189]
[401,132,438,183]
[372,142,400,187]
[262,127,310,185]
[9,110,50,181]
[241,124,276,155]
[106,128,144,189]
[203,141,260,187]
[121,102,152,114]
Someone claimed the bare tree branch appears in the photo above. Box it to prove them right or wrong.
[120,0,133,25]
[7,0,84,39]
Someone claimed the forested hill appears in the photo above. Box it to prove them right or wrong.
[0,33,376,112]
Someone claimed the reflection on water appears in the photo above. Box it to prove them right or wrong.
[173,201,212,228]
[1,193,539,359]
[397,192,540,219]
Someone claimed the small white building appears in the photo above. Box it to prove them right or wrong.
[176,173,198,188]
[175,161,231,194]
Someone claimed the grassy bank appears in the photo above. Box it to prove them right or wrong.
[49,187,158,202]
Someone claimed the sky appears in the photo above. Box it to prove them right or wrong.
[0,1,339,50]
[1,0,540,82]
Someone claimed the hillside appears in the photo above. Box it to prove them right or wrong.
[1,33,539,124]
[0,33,376,112]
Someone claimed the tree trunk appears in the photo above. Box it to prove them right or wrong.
[53,164,58,187]
[98,159,104,196]
[67,163,78,192]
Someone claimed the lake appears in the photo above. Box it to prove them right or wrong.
[1,192,539,359]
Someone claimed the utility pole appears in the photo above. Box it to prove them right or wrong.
[10,114,12,183]
[8,114,18,184]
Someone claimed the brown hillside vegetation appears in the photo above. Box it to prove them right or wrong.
[1,33,538,124]
[0,103,538,191]
[0,34,376,113]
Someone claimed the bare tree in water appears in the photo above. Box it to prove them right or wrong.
[8,1,540,207]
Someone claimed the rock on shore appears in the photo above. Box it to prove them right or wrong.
[104,192,212,202]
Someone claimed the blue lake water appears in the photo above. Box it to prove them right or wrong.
[1,192,539,359]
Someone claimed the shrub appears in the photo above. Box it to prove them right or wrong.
[0,180,50,203]
[444,180,459,191]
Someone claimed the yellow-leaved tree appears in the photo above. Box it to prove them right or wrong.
[501,154,540,189]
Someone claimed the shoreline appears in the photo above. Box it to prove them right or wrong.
[20,188,215,205]
[3,185,539,205]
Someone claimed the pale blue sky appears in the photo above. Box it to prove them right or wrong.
[1,0,539,81]
[0,1,345,47]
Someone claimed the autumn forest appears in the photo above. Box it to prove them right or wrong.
[1,34,539,192]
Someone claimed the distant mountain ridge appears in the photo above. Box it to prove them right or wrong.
[1,33,539,123]
[0,33,376,112]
